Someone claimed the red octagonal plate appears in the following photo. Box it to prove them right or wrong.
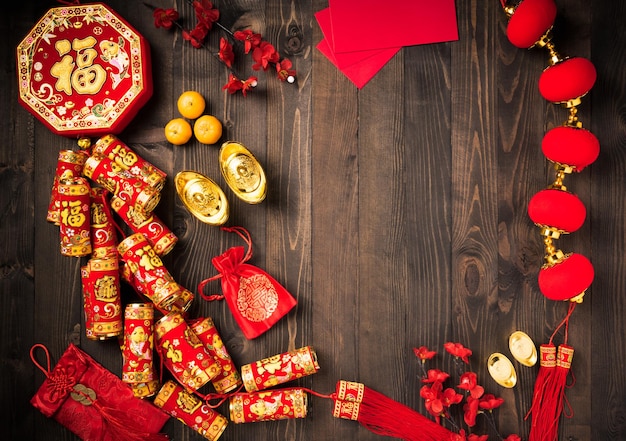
[16,3,152,138]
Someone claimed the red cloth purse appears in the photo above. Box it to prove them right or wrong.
[30,343,169,441]
[198,226,297,339]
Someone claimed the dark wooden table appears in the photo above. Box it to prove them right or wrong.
[2,1,625,440]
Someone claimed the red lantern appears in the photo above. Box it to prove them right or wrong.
[538,253,594,301]
[506,0,557,49]
[528,189,586,235]
[542,126,600,171]
[538,57,597,104]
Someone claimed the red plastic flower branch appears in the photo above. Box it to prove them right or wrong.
[414,343,520,440]
[146,1,296,96]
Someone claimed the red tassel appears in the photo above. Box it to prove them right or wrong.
[527,303,576,441]
[95,402,170,441]
[332,380,456,441]
[526,344,557,440]
[540,345,574,441]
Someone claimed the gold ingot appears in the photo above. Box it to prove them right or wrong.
[175,171,229,226]
[487,353,517,388]
[219,141,267,204]
[509,331,537,367]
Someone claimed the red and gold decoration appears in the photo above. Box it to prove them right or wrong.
[47,149,89,225]
[83,153,161,215]
[330,380,456,441]
[229,388,308,423]
[24,1,597,440]
[30,344,169,441]
[148,0,296,97]
[198,226,297,339]
[501,0,598,439]
[92,134,166,191]
[89,187,118,259]
[154,380,228,440]
[58,176,92,257]
[110,194,177,256]
[16,3,152,138]
[118,232,193,313]
[154,312,221,393]
[80,257,122,340]
[121,303,160,398]
[189,317,242,394]
[240,346,320,393]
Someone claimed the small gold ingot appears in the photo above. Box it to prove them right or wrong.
[487,353,517,388]
[175,171,229,226]
[219,141,267,204]
[509,331,537,367]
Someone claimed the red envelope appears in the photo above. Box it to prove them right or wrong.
[328,0,459,53]
[315,8,393,69]
[316,39,399,89]
[315,7,400,88]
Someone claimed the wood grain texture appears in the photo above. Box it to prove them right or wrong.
[2,1,625,440]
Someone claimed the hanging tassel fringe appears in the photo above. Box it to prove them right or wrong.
[525,344,557,439]
[527,303,576,441]
[94,402,170,441]
[331,380,456,441]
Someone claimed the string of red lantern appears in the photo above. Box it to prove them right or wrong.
[501,0,598,440]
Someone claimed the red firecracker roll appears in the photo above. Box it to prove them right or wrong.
[118,232,193,313]
[189,317,242,394]
[47,149,89,224]
[83,154,161,215]
[154,380,228,440]
[542,125,600,171]
[89,187,118,259]
[81,257,123,340]
[240,346,320,392]
[229,388,308,423]
[505,0,557,49]
[122,303,160,398]
[92,134,166,191]
[111,195,177,256]
[198,226,297,339]
[155,312,221,393]
[538,57,597,105]
[58,177,92,257]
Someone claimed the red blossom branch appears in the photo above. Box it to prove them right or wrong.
[145,1,296,96]
[414,343,520,441]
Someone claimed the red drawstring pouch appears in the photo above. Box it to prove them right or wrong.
[30,343,170,441]
[198,226,297,339]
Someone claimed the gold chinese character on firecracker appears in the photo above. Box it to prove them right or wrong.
[60,199,86,228]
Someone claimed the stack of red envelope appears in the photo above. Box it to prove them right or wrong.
[316,0,459,88]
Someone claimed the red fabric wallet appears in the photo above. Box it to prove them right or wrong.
[31,343,169,441]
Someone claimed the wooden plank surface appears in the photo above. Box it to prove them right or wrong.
[2,1,625,440]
